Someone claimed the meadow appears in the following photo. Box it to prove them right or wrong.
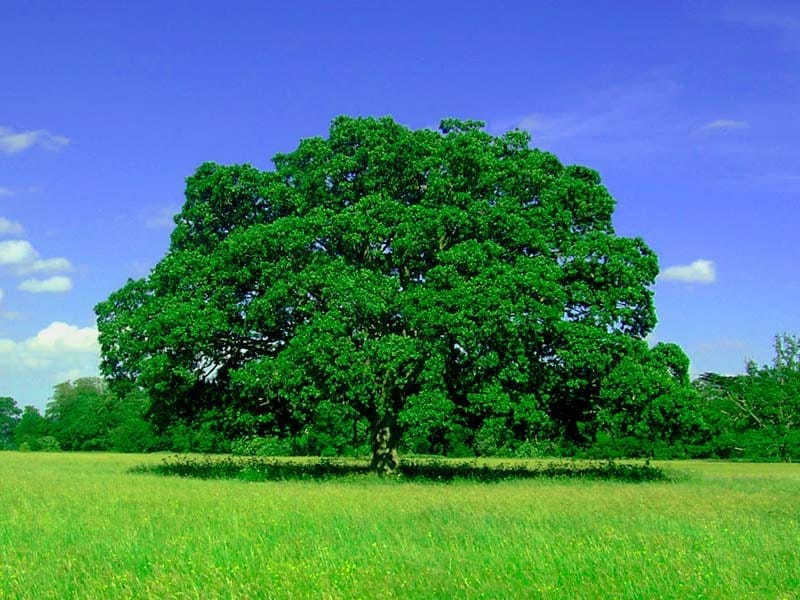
[0,453,798,599]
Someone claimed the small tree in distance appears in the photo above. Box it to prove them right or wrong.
[0,397,22,449]
[96,116,681,470]
[13,405,50,450]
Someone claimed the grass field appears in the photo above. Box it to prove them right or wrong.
[0,453,798,599]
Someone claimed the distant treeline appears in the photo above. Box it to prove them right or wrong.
[1,334,798,461]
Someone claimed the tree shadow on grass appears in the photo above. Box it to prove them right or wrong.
[129,456,670,483]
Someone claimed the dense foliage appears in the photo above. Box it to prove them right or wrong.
[94,116,698,463]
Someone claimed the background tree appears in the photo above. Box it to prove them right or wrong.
[43,377,162,452]
[695,334,800,460]
[97,116,663,467]
[590,341,706,457]
[0,397,22,449]
[45,377,114,451]
[14,405,51,451]
[106,388,162,453]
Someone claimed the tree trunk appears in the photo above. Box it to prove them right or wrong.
[370,421,399,474]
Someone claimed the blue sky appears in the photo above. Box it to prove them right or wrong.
[1,1,798,409]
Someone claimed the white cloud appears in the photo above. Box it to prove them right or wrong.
[697,119,750,132]
[0,322,101,405]
[0,323,98,359]
[0,217,24,235]
[0,239,72,274]
[17,276,73,293]
[0,288,4,303]
[0,187,14,197]
[0,126,70,154]
[27,257,73,273]
[25,322,99,353]
[660,259,717,284]
[0,240,38,266]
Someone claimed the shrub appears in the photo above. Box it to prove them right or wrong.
[34,436,61,452]
[514,439,559,458]
[131,455,670,483]
[230,435,293,457]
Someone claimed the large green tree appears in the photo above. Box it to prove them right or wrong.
[96,116,664,469]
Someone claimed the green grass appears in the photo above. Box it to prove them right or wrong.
[1,453,798,599]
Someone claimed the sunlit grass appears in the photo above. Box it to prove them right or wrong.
[1,453,798,598]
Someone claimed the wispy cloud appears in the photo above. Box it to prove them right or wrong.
[697,119,750,132]
[0,217,24,235]
[0,126,70,154]
[660,259,717,284]
[493,75,789,193]
[0,288,16,319]
[0,186,42,197]
[509,79,683,148]
[752,171,800,193]
[696,338,747,354]
[17,276,73,293]
[723,2,800,49]
[145,205,180,229]
[493,78,710,160]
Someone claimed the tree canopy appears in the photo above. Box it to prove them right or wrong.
[96,116,688,463]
